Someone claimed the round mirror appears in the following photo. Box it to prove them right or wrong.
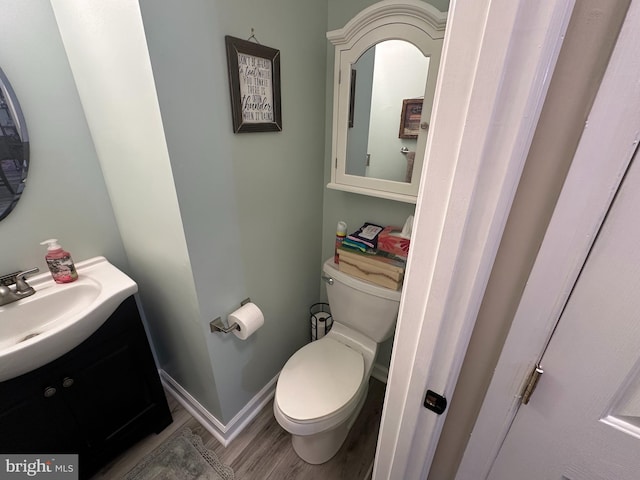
[346,40,429,183]
[0,67,29,221]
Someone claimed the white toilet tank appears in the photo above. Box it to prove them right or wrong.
[323,258,401,343]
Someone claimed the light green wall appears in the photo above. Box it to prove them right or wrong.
[0,1,128,277]
[139,0,327,422]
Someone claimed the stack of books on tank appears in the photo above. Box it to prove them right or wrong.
[337,248,406,290]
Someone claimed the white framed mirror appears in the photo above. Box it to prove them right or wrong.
[327,0,446,203]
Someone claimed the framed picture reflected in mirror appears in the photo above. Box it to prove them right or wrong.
[399,98,424,139]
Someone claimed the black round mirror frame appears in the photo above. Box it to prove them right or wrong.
[0,66,29,222]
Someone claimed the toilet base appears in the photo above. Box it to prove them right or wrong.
[292,422,350,464]
[287,382,369,464]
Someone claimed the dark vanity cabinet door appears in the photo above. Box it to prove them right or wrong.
[0,295,172,478]
[0,367,82,453]
[59,333,158,447]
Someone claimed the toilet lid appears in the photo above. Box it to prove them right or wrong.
[276,338,364,421]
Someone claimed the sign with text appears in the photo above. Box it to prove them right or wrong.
[225,36,282,133]
[237,53,274,124]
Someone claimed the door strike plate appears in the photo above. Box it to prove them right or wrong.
[424,389,447,415]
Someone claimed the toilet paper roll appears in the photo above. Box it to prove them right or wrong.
[229,302,264,340]
[313,311,332,340]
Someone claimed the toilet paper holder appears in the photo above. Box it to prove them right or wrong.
[209,298,251,334]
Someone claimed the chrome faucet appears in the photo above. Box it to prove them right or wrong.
[0,267,39,306]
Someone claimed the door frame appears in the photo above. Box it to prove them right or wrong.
[374,0,575,478]
[455,1,640,478]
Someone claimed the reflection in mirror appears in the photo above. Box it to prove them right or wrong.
[0,67,28,221]
[346,40,429,183]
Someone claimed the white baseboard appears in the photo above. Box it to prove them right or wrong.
[159,369,278,447]
[371,363,389,384]
[160,363,384,447]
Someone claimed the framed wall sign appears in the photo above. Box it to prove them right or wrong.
[399,98,424,139]
[224,35,282,133]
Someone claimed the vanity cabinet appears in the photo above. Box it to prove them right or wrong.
[0,296,172,478]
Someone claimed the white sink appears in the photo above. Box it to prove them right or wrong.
[0,256,137,382]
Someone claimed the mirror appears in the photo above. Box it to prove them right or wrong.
[0,67,29,221]
[346,40,429,183]
[327,2,446,203]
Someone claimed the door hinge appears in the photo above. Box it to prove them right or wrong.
[520,364,544,405]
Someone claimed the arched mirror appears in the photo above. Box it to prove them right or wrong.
[0,67,29,221]
[327,1,446,203]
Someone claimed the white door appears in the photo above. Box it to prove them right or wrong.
[488,150,640,479]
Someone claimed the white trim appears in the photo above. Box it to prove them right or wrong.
[326,0,446,45]
[159,370,278,447]
[372,363,390,384]
[374,0,574,479]
[456,2,640,478]
[326,182,417,204]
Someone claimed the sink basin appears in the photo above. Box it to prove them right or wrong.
[0,256,137,382]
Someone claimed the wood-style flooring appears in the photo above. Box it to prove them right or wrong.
[91,377,386,480]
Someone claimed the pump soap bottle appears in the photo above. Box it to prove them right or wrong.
[40,239,78,284]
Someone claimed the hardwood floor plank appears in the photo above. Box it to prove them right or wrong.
[230,413,293,479]
[212,401,277,465]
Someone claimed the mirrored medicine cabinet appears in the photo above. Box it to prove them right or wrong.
[0,67,29,221]
[327,1,446,203]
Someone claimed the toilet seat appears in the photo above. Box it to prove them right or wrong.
[276,337,364,423]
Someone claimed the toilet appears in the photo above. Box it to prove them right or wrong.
[273,258,401,464]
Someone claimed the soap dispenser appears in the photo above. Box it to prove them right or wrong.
[40,239,78,284]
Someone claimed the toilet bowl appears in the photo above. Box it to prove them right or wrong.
[274,258,401,464]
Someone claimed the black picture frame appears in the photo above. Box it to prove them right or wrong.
[224,35,282,133]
